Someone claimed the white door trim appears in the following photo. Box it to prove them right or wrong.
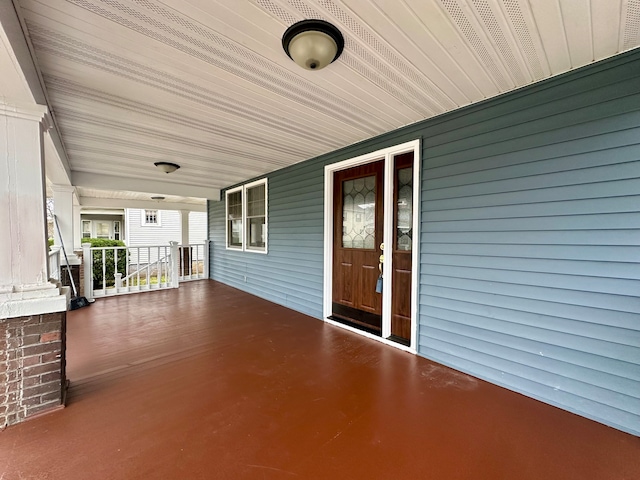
[323,139,421,353]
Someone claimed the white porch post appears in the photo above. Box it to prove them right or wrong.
[1,7,69,426]
[169,241,180,288]
[82,242,93,302]
[51,184,79,265]
[180,210,190,278]
[204,240,210,279]
[73,204,82,250]
[180,210,190,246]
[0,101,67,318]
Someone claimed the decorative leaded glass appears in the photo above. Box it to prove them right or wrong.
[342,175,376,249]
[396,167,413,251]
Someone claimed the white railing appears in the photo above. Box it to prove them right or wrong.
[82,241,209,300]
[48,246,61,282]
[178,243,207,281]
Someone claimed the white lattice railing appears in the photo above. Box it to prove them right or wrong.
[178,243,207,281]
[82,242,209,300]
[48,247,61,282]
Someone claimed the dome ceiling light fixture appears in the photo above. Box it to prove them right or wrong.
[154,161,180,174]
[282,19,344,71]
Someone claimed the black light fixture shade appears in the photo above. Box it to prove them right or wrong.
[154,161,180,174]
[282,19,344,70]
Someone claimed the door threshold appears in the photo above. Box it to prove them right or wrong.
[328,315,381,336]
[387,334,410,347]
[324,317,415,354]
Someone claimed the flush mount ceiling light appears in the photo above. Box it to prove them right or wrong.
[154,161,180,174]
[282,19,344,71]
[150,196,165,201]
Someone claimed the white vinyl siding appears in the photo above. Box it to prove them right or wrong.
[141,209,160,226]
[188,211,207,244]
[127,209,180,246]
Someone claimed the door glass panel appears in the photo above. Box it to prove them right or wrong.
[342,175,375,249]
[396,167,413,251]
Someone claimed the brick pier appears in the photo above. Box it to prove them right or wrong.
[0,312,66,427]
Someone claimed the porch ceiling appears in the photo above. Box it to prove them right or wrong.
[16,0,640,204]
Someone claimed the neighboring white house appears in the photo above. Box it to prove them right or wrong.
[79,209,207,247]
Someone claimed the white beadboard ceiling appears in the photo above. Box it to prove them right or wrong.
[15,0,640,205]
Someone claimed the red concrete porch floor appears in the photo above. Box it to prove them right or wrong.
[1,281,638,479]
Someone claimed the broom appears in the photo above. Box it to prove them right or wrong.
[53,215,91,310]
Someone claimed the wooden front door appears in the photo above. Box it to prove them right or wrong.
[332,160,385,333]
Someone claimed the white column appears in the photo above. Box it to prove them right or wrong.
[169,241,180,288]
[51,184,79,265]
[73,204,82,251]
[180,210,190,246]
[203,240,210,279]
[82,242,93,302]
[0,102,67,318]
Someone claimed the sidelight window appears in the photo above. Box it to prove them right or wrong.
[225,178,268,253]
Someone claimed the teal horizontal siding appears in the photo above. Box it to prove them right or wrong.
[424,179,640,210]
[421,276,639,322]
[418,51,640,436]
[209,50,640,435]
[424,243,639,262]
[421,336,640,435]
[209,158,326,319]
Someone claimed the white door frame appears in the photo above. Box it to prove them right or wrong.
[323,139,421,353]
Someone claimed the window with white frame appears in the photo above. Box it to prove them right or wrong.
[226,179,267,253]
[142,209,160,226]
[96,222,111,239]
[113,221,121,240]
[82,220,91,238]
[226,188,243,249]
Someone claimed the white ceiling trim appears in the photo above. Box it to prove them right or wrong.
[79,196,207,211]
[72,171,219,200]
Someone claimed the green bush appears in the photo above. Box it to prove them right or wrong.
[48,238,54,248]
[85,238,127,288]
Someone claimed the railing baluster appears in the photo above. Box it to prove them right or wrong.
[102,248,107,296]
[146,246,151,289]
[136,246,140,289]
[114,246,119,291]
[196,244,200,277]
[162,246,166,287]
[125,246,130,289]
[167,246,171,286]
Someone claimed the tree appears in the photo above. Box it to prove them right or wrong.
[46,197,55,240]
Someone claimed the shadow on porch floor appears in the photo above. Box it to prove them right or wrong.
[0,280,638,479]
